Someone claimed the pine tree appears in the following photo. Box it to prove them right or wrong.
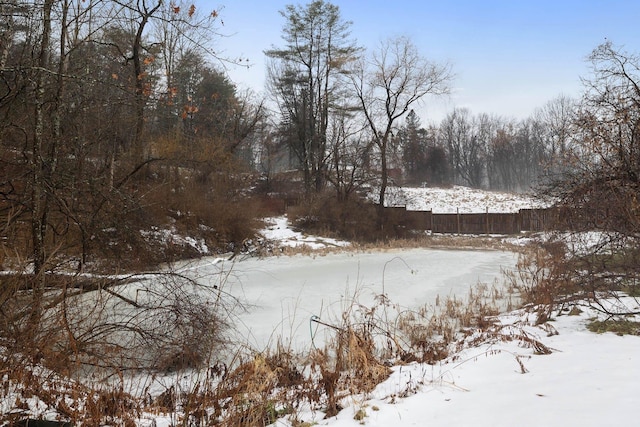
[266,0,359,194]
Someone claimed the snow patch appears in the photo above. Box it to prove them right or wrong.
[260,215,350,249]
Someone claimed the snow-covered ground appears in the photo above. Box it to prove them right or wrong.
[261,216,351,249]
[385,185,550,213]
[292,300,640,427]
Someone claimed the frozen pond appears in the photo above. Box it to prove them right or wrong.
[181,248,518,352]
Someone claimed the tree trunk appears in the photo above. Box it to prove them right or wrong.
[131,0,162,163]
[377,137,389,229]
[30,0,55,339]
[132,15,148,164]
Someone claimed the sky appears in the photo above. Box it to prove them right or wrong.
[198,0,640,124]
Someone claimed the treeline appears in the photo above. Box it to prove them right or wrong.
[383,99,573,191]
[257,0,574,208]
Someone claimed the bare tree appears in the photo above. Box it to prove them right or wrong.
[543,42,640,315]
[351,36,452,215]
[487,118,545,191]
[325,106,373,201]
[28,0,55,333]
[534,94,577,178]
[439,108,487,188]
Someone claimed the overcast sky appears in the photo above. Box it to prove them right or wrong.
[197,0,640,124]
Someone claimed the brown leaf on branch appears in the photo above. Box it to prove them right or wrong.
[183,105,199,114]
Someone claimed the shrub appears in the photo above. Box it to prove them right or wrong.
[289,193,385,242]
[505,241,580,320]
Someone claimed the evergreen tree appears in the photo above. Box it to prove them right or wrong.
[266,0,359,194]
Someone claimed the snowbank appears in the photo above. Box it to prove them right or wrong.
[286,300,640,427]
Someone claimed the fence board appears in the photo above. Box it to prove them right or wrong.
[487,213,521,234]
[520,208,560,232]
[430,213,459,233]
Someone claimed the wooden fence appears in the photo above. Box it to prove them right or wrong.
[268,195,561,235]
[431,212,521,234]
[389,207,560,235]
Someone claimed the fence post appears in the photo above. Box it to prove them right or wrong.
[456,207,460,234]
[485,206,489,235]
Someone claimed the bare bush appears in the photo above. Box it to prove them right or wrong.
[505,242,580,320]
[0,265,237,419]
[540,42,640,315]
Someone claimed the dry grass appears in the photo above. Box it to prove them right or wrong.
[258,230,526,259]
[587,319,640,336]
[204,348,308,426]
[0,356,142,426]
[392,282,512,364]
